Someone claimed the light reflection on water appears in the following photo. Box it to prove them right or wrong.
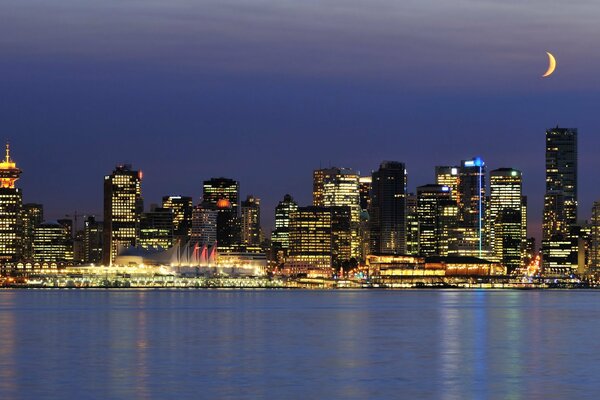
[1,289,600,399]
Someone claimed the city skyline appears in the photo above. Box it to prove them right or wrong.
[2,1,600,242]
[3,130,595,242]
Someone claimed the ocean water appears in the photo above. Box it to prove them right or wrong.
[0,289,599,399]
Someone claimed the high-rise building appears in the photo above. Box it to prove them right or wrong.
[162,196,193,244]
[288,206,352,269]
[456,157,486,257]
[191,203,218,246]
[359,176,372,211]
[33,221,71,265]
[489,168,523,273]
[542,127,578,275]
[241,195,261,246]
[83,216,103,264]
[203,178,240,249]
[369,161,407,255]
[435,166,459,200]
[591,201,600,271]
[102,164,143,265]
[405,194,419,255]
[417,184,457,257]
[139,207,174,249]
[21,203,44,261]
[313,167,361,258]
[271,194,298,263]
[0,144,23,263]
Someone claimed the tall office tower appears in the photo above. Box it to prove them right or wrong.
[139,207,174,249]
[33,221,71,265]
[313,167,361,258]
[162,196,193,244]
[21,203,44,261]
[359,176,372,211]
[521,196,528,259]
[489,168,523,273]
[203,178,240,248]
[417,185,457,256]
[0,144,23,263]
[83,216,103,264]
[271,194,298,263]
[288,206,352,269]
[57,219,74,262]
[241,195,261,246]
[591,201,600,271]
[405,194,419,255]
[191,203,218,246]
[369,161,407,255]
[542,127,578,275]
[435,166,459,200]
[102,164,143,265]
[456,157,486,257]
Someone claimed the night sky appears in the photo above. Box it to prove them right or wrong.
[2,0,599,239]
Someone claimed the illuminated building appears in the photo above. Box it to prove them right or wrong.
[592,201,600,271]
[457,157,486,257]
[417,185,457,257]
[162,195,193,244]
[0,143,23,263]
[83,216,103,264]
[405,194,419,255]
[102,164,143,265]
[33,221,71,265]
[287,206,352,270]
[435,166,459,200]
[57,219,74,262]
[313,167,361,258]
[369,161,407,255]
[139,207,174,249]
[241,195,261,246]
[271,194,298,263]
[489,168,523,274]
[542,127,578,275]
[191,203,218,246]
[21,203,44,261]
[359,176,372,211]
[203,178,240,248]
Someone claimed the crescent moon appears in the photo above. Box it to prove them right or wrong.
[542,52,556,78]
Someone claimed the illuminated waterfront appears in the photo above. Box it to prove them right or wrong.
[1,290,599,399]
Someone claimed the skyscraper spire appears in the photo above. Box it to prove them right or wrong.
[0,141,21,188]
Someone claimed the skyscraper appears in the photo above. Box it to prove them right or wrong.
[313,167,361,258]
[241,195,261,246]
[417,184,457,257]
[191,203,218,246]
[435,166,459,200]
[203,178,240,249]
[359,176,372,211]
[102,164,143,265]
[542,127,578,274]
[288,206,352,270]
[162,195,193,244]
[0,144,23,263]
[21,203,44,261]
[83,215,103,264]
[33,221,71,265]
[456,157,486,257]
[405,193,419,255]
[590,201,600,271]
[139,207,174,249]
[369,161,407,255]
[489,168,523,273]
[271,194,298,264]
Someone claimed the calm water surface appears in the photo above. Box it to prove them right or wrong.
[0,289,599,399]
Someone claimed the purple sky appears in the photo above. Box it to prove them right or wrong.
[2,0,600,239]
